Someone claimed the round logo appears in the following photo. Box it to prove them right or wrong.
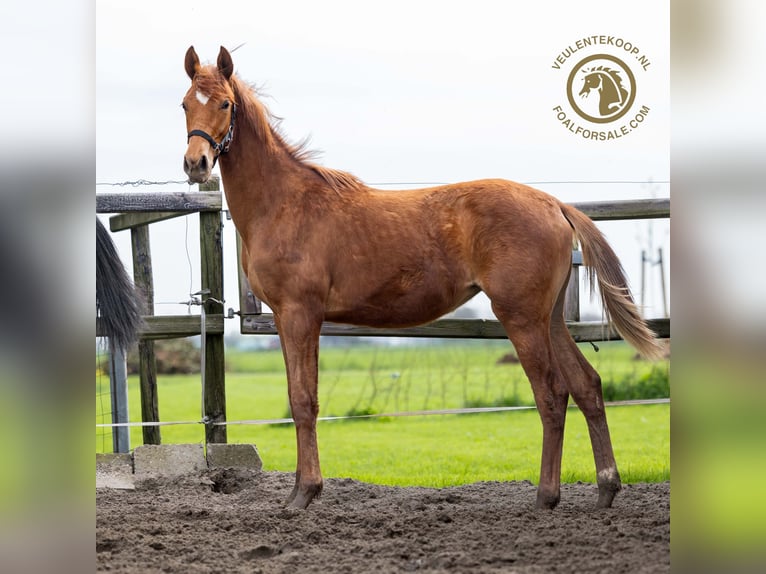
[566,54,636,124]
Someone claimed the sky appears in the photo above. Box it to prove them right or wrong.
[96,0,670,332]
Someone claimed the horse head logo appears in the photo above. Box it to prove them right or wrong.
[578,66,630,117]
[566,54,636,124]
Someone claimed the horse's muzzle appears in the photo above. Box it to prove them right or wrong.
[183,152,211,184]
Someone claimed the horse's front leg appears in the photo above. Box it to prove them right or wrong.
[275,306,324,509]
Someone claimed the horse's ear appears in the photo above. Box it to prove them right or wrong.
[185,46,200,80]
[217,46,234,81]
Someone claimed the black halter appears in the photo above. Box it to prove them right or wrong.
[187,103,237,166]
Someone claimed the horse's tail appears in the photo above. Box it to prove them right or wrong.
[96,218,144,351]
[559,203,664,360]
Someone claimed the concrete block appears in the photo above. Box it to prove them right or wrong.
[206,443,263,470]
[133,444,207,477]
[96,453,135,490]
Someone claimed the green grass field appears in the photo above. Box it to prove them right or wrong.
[96,340,669,486]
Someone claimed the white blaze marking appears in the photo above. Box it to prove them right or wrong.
[195,90,210,106]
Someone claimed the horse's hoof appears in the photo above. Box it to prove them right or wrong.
[596,481,621,508]
[596,488,619,508]
[595,466,622,508]
[285,482,323,509]
[535,490,560,510]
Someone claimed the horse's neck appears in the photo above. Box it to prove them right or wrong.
[218,129,308,230]
[599,74,620,104]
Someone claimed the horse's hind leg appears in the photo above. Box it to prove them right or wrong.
[492,304,569,509]
[550,288,621,508]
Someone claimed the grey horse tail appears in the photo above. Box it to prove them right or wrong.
[96,218,144,351]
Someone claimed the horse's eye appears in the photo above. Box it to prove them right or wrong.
[220,101,230,110]
[181,102,187,111]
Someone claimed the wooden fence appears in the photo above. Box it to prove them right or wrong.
[97,184,669,451]
[97,178,226,450]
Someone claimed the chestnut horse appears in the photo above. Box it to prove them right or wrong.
[181,46,663,510]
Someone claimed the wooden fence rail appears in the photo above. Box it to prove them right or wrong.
[96,191,222,213]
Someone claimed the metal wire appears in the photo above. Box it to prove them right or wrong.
[95,178,669,188]
[96,179,190,187]
[95,398,670,429]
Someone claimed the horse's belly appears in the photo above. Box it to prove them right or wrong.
[325,281,480,328]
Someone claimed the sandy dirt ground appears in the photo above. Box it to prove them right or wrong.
[97,469,669,573]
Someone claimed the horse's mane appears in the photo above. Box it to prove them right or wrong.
[210,71,363,194]
[592,67,627,92]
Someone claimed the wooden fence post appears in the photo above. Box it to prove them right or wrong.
[658,247,668,318]
[199,176,227,443]
[564,249,581,322]
[131,224,161,445]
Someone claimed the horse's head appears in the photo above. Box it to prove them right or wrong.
[182,46,237,184]
[578,72,602,97]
